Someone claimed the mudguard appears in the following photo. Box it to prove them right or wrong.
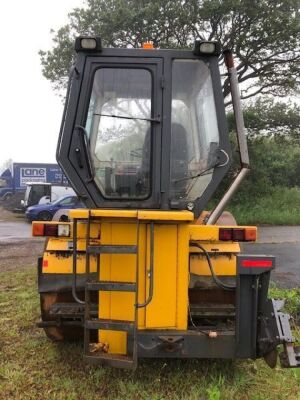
[236,254,300,368]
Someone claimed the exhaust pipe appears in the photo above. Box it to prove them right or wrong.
[206,50,250,225]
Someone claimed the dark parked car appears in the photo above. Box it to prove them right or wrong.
[25,195,85,222]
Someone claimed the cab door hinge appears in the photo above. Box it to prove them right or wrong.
[160,76,165,89]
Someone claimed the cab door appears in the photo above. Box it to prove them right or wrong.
[62,55,163,210]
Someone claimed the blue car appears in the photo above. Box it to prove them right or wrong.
[25,195,85,222]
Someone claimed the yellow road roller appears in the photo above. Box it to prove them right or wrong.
[33,37,299,370]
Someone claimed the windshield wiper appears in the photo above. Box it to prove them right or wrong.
[172,165,216,184]
[93,113,161,123]
[172,147,230,184]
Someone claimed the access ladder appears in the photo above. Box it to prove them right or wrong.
[81,213,140,369]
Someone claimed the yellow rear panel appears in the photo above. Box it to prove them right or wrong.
[96,213,189,354]
[40,210,256,357]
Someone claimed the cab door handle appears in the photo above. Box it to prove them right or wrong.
[74,125,94,182]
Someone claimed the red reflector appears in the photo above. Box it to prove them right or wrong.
[44,224,58,236]
[232,228,245,241]
[43,259,48,268]
[219,228,232,241]
[241,259,273,268]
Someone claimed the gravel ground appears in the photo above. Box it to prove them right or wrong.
[0,206,44,272]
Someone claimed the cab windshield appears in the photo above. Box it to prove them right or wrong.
[85,68,152,199]
[170,59,220,202]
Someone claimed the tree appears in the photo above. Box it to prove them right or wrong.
[40,0,300,99]
[222,99,300,201]
[227,98,300,142]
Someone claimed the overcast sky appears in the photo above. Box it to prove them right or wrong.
[0,0,84,167]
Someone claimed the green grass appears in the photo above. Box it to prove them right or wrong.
[0,268,300,400]
[227,187,300,226]
[269,285,300,324]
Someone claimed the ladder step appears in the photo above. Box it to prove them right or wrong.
[84,353,135,369]
[85,318,135,332]
[86,281,136,292]
[50,302,98,317]
[87,245,137,254]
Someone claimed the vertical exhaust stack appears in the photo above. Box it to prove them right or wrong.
[206,50,250,225]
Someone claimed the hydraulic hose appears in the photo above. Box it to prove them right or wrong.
[190,242,236,291]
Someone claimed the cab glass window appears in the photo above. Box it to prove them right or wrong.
[170,59,220,202]
[85,68,152,199]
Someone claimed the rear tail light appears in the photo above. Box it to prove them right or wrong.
[219,227,256,242]
[32,223,44,236]
[244,228,257,241]
[44,224,58,236]
[32,222,70,237]
[232,229,245,241]
[58,224,70,237]
[219,228,232,241]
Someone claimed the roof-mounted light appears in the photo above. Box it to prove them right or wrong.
[142,41,154,49]
[75,36,102,52]
[193,40,221,56]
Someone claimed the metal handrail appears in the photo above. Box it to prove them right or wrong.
[136,222,154,308]
[72,217,85,304]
